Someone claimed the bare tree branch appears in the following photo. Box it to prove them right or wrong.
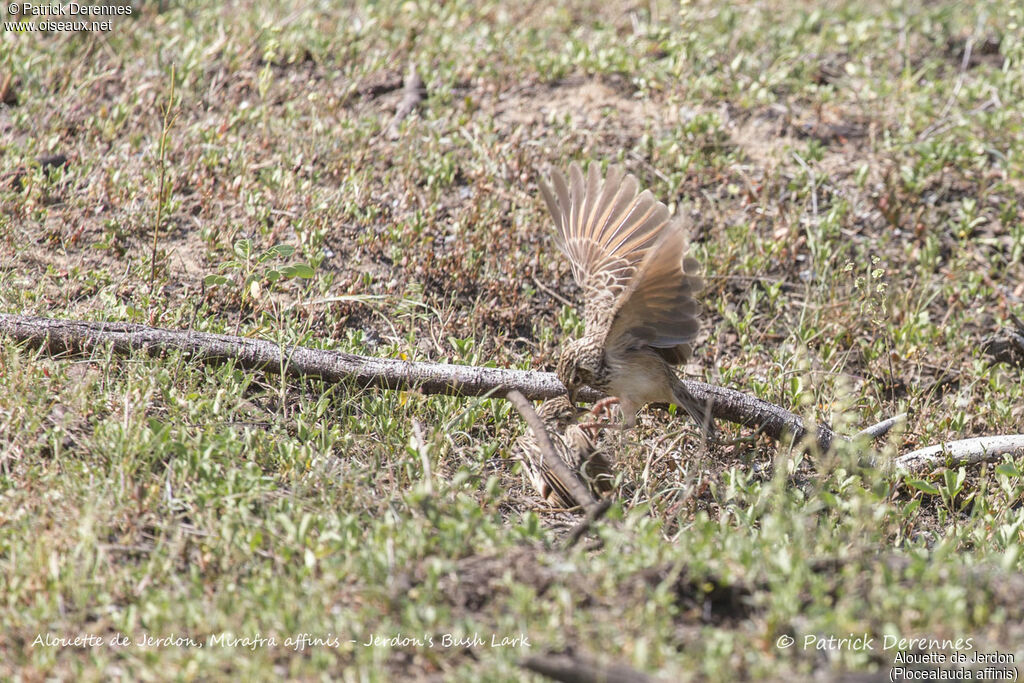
[855,413,907,440]
[563,499,613,550]
[0,313,564,397]
[387,61,425,138]
[11,314,1022,477]
[894,435,1024,473]
[520,652,658,683]
[0,314,838,449]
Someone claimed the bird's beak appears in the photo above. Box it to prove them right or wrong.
[567,386,579,407]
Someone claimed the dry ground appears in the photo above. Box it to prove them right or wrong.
[2,0,1024,680]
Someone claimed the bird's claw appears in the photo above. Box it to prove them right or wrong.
[576,397,623,439]
[590,396,621,421]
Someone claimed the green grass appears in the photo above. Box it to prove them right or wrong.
[2,0,1024,679]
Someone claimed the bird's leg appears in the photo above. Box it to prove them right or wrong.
[577,397,623,436]
[577,421,609,440]
[590,396,621,420]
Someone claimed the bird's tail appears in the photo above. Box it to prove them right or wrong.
[671,379,716,440]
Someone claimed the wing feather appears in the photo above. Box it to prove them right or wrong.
[538,162,705,367]
[606,224,705,360]
[540,163,672,308]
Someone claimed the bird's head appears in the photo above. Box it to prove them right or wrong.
[556,338,602,404]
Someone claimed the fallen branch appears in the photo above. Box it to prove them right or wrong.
[894,435,1024,473]
[855,413,906,440]
[563,499,612,550]
[1,313,837,449]
[387,62,425,138]
[506,390,599,514]
[0,313,566,398]
[520,652,658,683]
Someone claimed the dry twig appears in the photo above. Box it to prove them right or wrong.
[0,314,843,450]
[563,499,613,550]
[520,652,658,683]
[855,413,906,440]
[387,62,426,138]
[895,435,1024,473]
[8,315,1021,475]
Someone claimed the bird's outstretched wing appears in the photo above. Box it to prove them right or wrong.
[539,162,703,365]
[605,224,704,364]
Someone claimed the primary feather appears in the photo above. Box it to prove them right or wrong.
[539,162,703,366]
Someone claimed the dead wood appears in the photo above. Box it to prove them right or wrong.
[387,62,425,137]
[520,652,658,683]
[563,499,613,550]
[1,313,838,449]
[894,435,1024,473]
[855,413,906,440]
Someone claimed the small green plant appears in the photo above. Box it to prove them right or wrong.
[204,240,314,311]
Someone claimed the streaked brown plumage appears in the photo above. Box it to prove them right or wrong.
[538,162,713,434]
[514,395,614,508]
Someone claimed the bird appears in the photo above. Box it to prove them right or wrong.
[514,395,614,509]
[538,162,713,435]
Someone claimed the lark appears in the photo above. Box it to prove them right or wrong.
[515,395,614,508]
[539,162,713,435]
